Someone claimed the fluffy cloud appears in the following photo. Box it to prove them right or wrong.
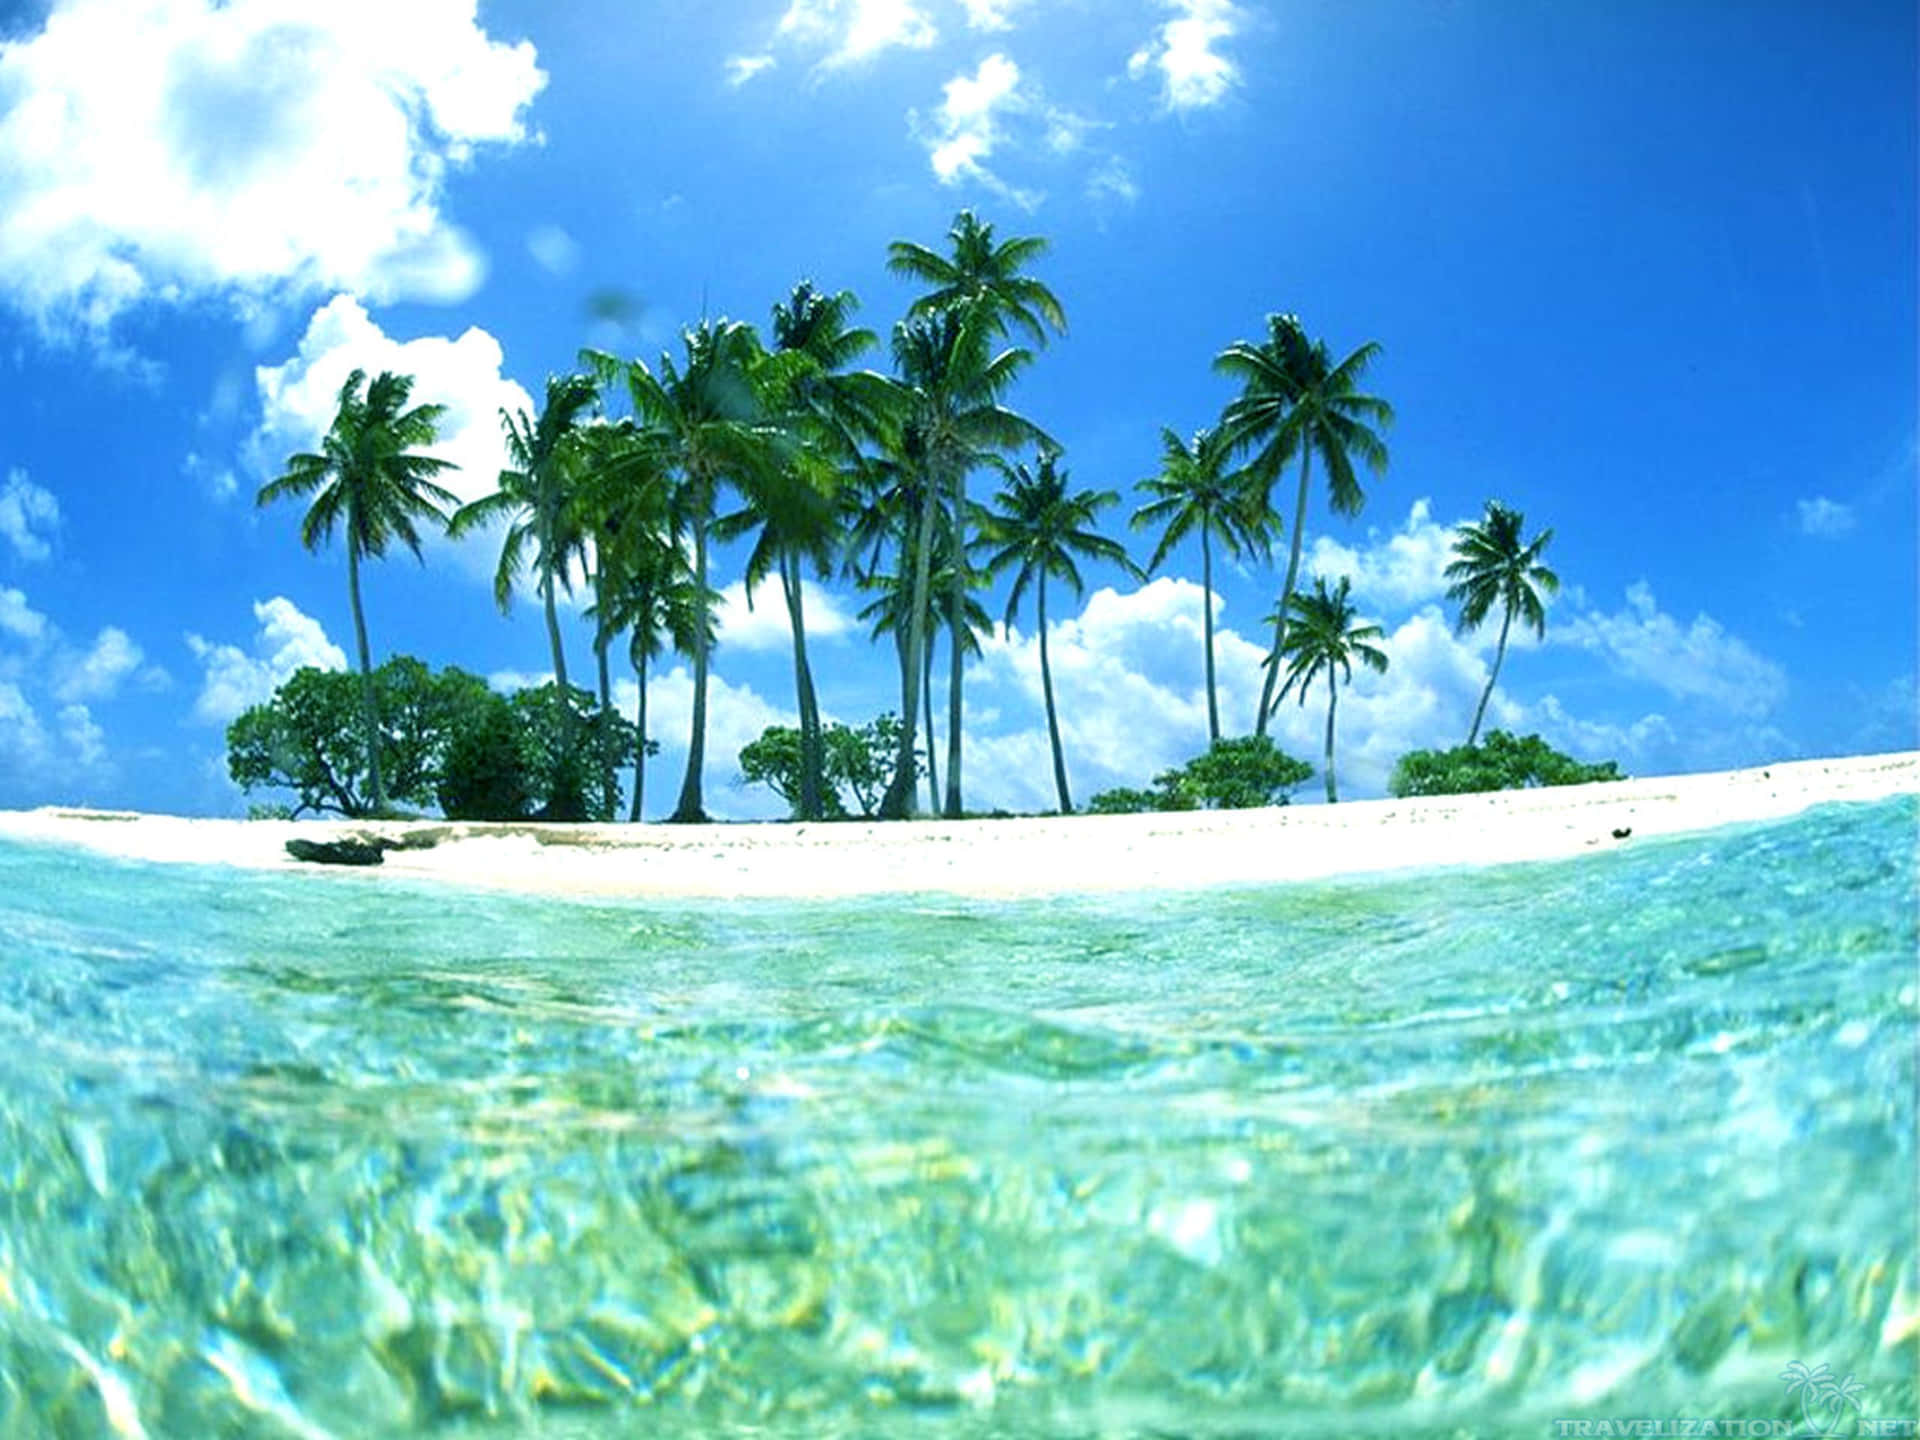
[776,0,937,67]
[1557,582,1788,719]
[1306,498,1459,612]
[186,596,346,726]
[724,54,777,87]
[0,469,59,562]
[1129,0,1242,112]
[714,579,856,653]
[0,586,47,643]
[54,626,161,704]
[924,53,1031,201]
[252,294,534,583]
[1795,496,1856,538]
[0,0,544,332]
[956,0,1029,31]
[1086,156,1141,206]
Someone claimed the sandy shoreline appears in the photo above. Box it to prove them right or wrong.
[2,751,1914,901]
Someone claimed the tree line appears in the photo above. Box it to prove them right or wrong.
[252,209,1609,822]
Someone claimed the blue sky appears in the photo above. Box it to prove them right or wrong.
[0,0,1911,818]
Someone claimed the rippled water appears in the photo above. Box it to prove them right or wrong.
[0,799,1913,1437]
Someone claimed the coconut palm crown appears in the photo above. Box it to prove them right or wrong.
[1272,574,1388,804]
[1445,500,1559,746]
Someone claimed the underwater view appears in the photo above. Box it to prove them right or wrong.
[0,797,1913,1438]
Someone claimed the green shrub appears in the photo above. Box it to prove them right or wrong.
[1388,730,1624,798]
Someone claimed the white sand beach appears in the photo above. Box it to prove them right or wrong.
[2,751,1913,901]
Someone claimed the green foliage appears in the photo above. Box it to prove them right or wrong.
[1087,737,1313,815]
[228,658,634,821]
[246,802,294,821]
[738,713,913,819]
[1387,731,1625,798]
[1159,735,1313,809]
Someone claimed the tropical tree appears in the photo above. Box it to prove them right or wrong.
[258,368,458,813]
[887,211,1063,818]
[1271,575,1388,804]
[1217,314,1392,736]
[587,320,785,822]
[1445,500,1560,746]
[1132,424,1269,743]
[979,450,1137,813]
[873,310,1047,818]
[448,372,601,694]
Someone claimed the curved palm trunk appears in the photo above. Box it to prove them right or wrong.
[1323,677,1339,804]
[781,553,826,821]
[923,631,939,814]
[942,468,967,819]
[1467,604,1515,747]
[1037,575,1071,813]
[345,544,386,814]
[881,478,940,819]
[671,516,712,823]
[1201,522,1220,744]
[629,648,649,823]
[593,619,615,821]
[1257,447,1314,737]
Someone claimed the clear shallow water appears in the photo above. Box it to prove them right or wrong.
[0,800,1913,1438]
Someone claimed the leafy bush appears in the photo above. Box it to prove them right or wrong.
[737,713,912,819]
[436,693,534,821]
[1088,737,1314,815]
[1388,730,1624,798]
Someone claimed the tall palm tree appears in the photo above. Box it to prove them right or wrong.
[875,310,1047,818]
[258,368,457,813]
[1131,424,1269,743]
[979,451,1138,813]
[889,212,1063,818]
[586,321,785,822]
[1217,314,1392,737]
[1445,500,1560,746]
[1272,574,1388,804]
[448,373,601,693]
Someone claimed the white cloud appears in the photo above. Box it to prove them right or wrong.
[724,54,777,86]
[1557,582,1788,719]
[777,0,937,67]
[54,626,148,703]
[186,596,346,725]
[525,224,579,277]
[1086,155,1140,206]
[957,0,1027,30]
[253,294,535,584]
[713,579,855,653]
[1131,0,1241,112]
[0,680,112,803]
[923,53,1037,204]
[56,703,105,770]
[0,468,59,562]
[1306,497,1458,613]
[0,0,545,333]
[0,586,47,642]
[1796,496,1856,538]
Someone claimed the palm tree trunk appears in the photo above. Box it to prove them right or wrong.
[782,553,825,821]
[923,631,939,814]
[1256,447,1314,737]
[942,467,966,818]
[541,566,571,694]
[1201,522,1219,744]
[345,543,386,815]
[1037,575,1071,813]
[881,477,940,818]
[1467,604,1515,747]
[1323,677,1339,804]
[629,648,648,823]
[671,515,711,822]
[594,614,614,820]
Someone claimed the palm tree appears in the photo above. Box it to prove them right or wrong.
[1272,575,1388,804]
[888,212,1063,818]
[448,373,601,693]
[1217,314,1392,736]
[888,208,1067,347]
[258,368,457,813]
[874,310,1048,818]
[1445,500,1559,746]
[979,451,1138,813]
[586,321,785,822]
[1131,424,1269,743]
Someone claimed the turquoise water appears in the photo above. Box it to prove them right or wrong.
[0,800,1913,1438]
